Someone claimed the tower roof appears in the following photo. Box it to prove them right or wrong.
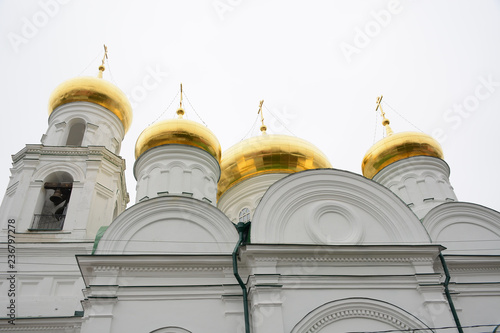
[135,84,220,161]
[48,47,132,133]
[362,96,443,179]
[217,134,332,199]
[361,131,444,179]
[134,118,221,161]
[48,76,133,133]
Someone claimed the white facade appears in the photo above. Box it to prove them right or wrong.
[134,145,220,205]
[373,156,458,219]
[1,87,499,333]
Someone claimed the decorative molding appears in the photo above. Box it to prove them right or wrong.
[251,169,431,245]
[13,145,124,169]
[305,308,411,333]
[120,266,229,272]
[306,202,364,244]
[94,196,237,255]
[93,266,120,272]
[291,298,433,333]
[0,325,81,332]
[252,256,434,263]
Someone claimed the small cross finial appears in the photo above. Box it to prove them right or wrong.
[177,83,185,118]
[98,44,108,78]
[375,95,393,136]
[257,100,267,134]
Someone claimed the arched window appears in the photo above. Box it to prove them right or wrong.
[239,208,251,222]
[66,122,86,146]
[31,172,73,231]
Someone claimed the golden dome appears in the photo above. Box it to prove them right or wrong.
[135,118,221,161]
[48,76,133,133]
[218,134,332,199]
[362,132,444,179]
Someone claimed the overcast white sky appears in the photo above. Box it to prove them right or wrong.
[1,0,499,213]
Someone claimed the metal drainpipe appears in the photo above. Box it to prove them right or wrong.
[233,222,251,333]
[439,253,464,333]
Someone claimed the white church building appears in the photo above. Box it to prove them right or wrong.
[0,60,499,333]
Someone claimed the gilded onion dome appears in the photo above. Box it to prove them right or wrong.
[135,84,221,161]
[135,116,221,162]
[362,96,444,179]
[48,54,133,133]
[361,132,444,179]
[217,134,332,199]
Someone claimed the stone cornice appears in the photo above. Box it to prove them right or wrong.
[77,254,234,286]
[440,255,500,273]
[0,316,82,331]
[241,244,444,264]
[12,144,125,169]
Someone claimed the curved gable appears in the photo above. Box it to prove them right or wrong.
[423,202,500,254]
[95,196,238,254]
[251,169,430,244]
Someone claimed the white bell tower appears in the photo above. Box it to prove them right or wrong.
[0,53,132,242]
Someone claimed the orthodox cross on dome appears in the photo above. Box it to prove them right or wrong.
[257,100,267,134]
[98,44,108,78]
[375,95,393,136]
[177,83,185,118]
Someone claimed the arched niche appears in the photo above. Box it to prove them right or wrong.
[32,171,74,231]
[65,120,86,146]
[291,298,433,333]
[95,196,238,254]
[423,202,500,254]
[251,169,431,244]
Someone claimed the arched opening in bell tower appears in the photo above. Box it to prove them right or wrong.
[31,172,74,231]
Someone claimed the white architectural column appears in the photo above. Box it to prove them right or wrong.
[134,145,220,205]
[373,156,457,219]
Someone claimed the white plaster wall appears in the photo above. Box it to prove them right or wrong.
[44,102,125,154]
[439,255,500,333]
[95,196,238,255]
[105,296,239,333]
[0,243,91,318]
[78,256,242,333]
[373,156,457,220]
[251,169,431,245]
[423,202,500,255]
[134,145,220,205]
[0,145,127,241]
[217,173,287,223]
[240,245,453,333]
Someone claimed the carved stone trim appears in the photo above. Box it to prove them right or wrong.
[120,266,229,272]
[304,308,411,333]
[252,256,434,263]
